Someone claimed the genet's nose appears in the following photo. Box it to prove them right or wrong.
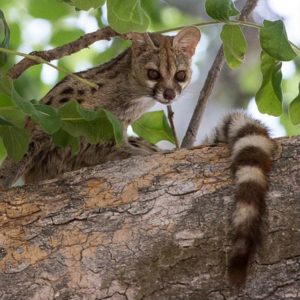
[163,89,176,101]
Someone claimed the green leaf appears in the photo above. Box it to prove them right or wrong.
[52,129,80,155]
[70,0,105,10]
[220,24,248,69]
[0,75,36,115]
[9,22,21,47]
[260,20,296,61]
[0,138,6,165]
[205,0,239,21]
[280,112,300,136]
[31,104,61,134]
[76,103,98,121]
[132,110,175,144]
[0,76,61,133]
[255,51,283,116]
[59,101,123,144]
[0,126,29,162]
[107,0,150,33]
[104,109,123,145]
[77,104,123,144]
[0,9,10,66]
[0,117,13,126]
[29,0,70,21]
[0,93,26,127]
[289,84,300,125]
[0,74,11,96]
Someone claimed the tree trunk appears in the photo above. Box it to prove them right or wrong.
[0,136,299,300]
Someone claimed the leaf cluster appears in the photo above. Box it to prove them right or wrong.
[205,0,299,124]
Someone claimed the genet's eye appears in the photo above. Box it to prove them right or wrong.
[147,69,161,80]
[175,70,186,82]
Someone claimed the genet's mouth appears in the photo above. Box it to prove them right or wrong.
[153,92,178,105]
[154,97,175,105]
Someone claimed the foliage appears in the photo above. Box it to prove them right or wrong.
[205,0,239,21]
[0,0,299,162]
[132,111,175,144]
[0,74,124,161]
[0,9,9,67]
[260,20,296,61]
[220,24,247,69]
[256,52,282,116]
[289,84,300,125]
[67,0,106,11]
[107,0,150,33]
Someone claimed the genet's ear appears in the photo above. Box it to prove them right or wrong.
[130,32,156,54]
[173,26,201,58]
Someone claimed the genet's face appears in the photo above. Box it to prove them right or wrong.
[131,27,201,104]
[134,44,192,104]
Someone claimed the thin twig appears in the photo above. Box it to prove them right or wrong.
[167,105,179,149]
[0,47,97,88]
[8,26,118,79]
[181,0,260,148]
[156,20,222,34]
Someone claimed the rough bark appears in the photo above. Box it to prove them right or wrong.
[0,136,299,300]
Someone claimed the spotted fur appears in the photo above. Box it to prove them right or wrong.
[0,27,200,188]
[207,111,275,286]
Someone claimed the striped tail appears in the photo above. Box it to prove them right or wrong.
[207,111,275,286]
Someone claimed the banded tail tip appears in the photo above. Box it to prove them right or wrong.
[228,238,254,287]
[228,254,249,287]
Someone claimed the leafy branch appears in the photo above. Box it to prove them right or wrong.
[182,0,257,147]
[159,20,300,53]
[4,19,299,83]
[181,0,299,147]
[1,12,298,108]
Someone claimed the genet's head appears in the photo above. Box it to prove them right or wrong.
[130,27,201,104]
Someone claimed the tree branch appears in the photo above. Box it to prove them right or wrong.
[167,105,179,149]
[0,136,299,299]
[181,0,259,148]
[181,47,224,148]
[7,26,119,79]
